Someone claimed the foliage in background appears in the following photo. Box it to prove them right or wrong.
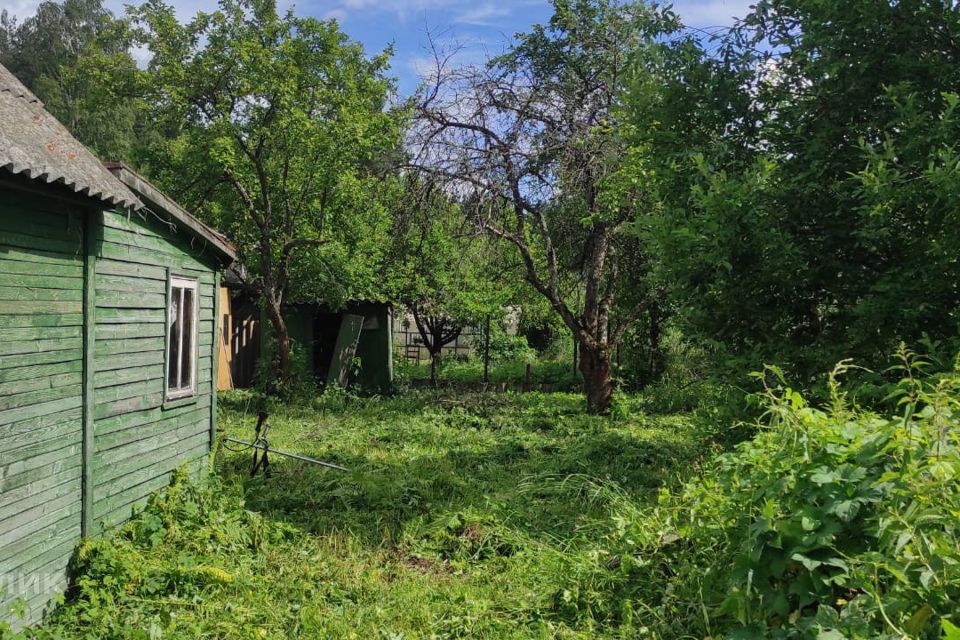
[129,0,403,384]
[636,0,960,387]
[0,0,144,160]
[555,350,960,638]
[412,0,683,414]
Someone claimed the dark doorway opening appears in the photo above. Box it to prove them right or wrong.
[313,313,342,384]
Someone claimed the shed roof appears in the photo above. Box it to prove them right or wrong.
[105,162,237,264]
[0,63,142,210]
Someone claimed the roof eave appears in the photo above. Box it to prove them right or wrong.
[104,162,237,264]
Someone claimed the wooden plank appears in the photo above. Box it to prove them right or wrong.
[4,406,81,441]
[0,229,81,255]
[94,290,166,309]
[82,214,96,539]
[96,241,209,274]
[0,500,81,557]
[0,375,81,411]
[2,518,78,575]
[0,313,83,329]
[96,323,166,340]
[94,365,161,389]
[0,360,83,387]
[95,259,168,282]
[0,300,82,315]
[97,223,218,270]
[0,287,82,302]
[94,274,165,293]
[0,337,83,357]
[95,428,208,491]
[0,243,83,268]
[0,508,78,566]
[93,444,208,520]
[0,272,84,289]
[0,452,81,497]
[0,440,81,493]
[94,378,164,404]
[95,405,209,452]
[2,429,81,467]
[210,269,220,446]
[0,325,82,342]
[94,394,211,437]
[94,421,207,473]
[0,349,80,371]
[0,394,82,427]
[0,483,80,538]
[94,392,163,420]
[0,474,80,523]
[0,468,79,519]
[94,307,164,324]
[94,350,164,372]
[94,336,165,356]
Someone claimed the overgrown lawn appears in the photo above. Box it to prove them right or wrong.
[21,391,712,639]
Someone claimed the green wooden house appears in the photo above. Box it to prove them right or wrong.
[0,64,236,628]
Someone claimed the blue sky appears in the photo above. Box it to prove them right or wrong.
[4,0,755,96]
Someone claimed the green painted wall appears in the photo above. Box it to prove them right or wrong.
[90,210,217,531]
[0,183,222,629]
[0,188,85,628]
[351,302,392,392]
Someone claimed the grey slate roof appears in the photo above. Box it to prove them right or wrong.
[0,63,142,209]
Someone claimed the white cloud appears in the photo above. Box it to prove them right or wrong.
[672,0,754,27]
[0,0,42,19]
[322,7,348,22]
[453,2,510,26]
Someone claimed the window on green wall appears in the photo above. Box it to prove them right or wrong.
[167,275,198,399]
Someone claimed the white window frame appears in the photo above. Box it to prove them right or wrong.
[166,274,199,400]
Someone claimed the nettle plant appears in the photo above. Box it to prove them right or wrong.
[698,350,960,638]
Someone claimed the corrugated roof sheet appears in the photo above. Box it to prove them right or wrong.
[0,63,142,209]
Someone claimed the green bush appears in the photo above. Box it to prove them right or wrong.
[567,351,960,637]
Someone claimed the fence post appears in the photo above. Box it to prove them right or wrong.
[483,314,491,384]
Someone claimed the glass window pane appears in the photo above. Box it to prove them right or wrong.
[168,286,181,390]
[180,287,194,389]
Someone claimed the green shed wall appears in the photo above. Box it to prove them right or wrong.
[0,184,222,628]
[0,189,85,627]
[91,210,217,530]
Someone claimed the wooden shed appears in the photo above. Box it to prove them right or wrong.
[0,64,236,628]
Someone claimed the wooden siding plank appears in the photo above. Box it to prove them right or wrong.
[0,286,82,302]
[0,361,83,388]
[94,395,211,437]
[94,291,167,309]
[0,468,79,519]
[0,244,83,268]
[0,301,82,315]
[0,272,84,289]
[0,338,83,357]
[4,406,81,441]
[94,365,161,389]
[0,325,82,342]
[95,429,208,491]
[0,313,83,329]
[0,376,81,411]
[0,394,82,426]
[82,214,96,539]
[94,337,165,356]
[93,445,208,520]
[0,440,81,493]
[95,405,210,452]
[0,474,80,523]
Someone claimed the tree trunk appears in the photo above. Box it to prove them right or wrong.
[264,295,292,388]
[430,349,439,385]
[578,345,614,415]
